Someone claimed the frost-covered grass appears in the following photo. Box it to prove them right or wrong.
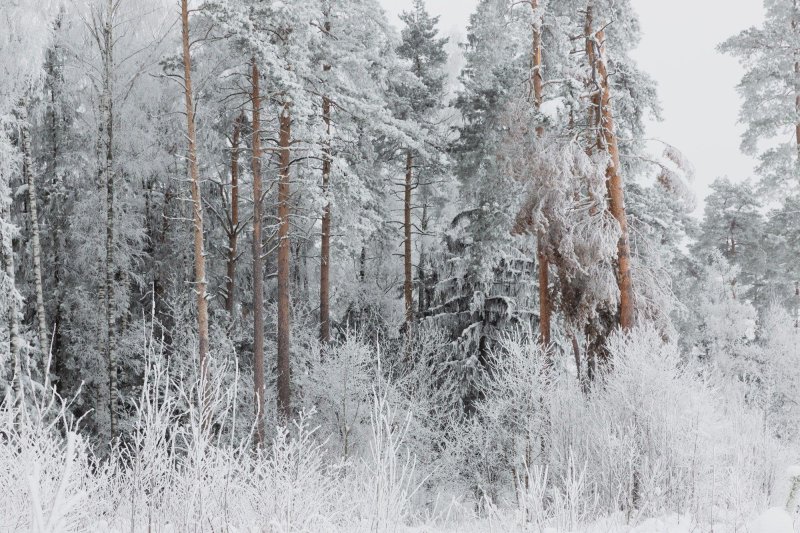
[1,327,798,532]
[0,357,424,532]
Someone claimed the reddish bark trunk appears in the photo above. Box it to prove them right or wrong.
[181,0,210,416]
[251,60,266,444]
[277,102,292,420]
[320,53,332,346]
[530,0,550,347]
[594,28,634,331]
[225,114,243,316]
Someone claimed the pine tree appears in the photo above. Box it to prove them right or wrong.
[277,101,292,420]
[180,0,211,414]
[695,178,766,305]
[586,5,634,331]
[250,59,266,442]
[720,0,800,194]
[393,0,449,331]
[319,8,332,347]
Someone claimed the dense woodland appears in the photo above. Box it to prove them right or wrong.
[3,0,800,531]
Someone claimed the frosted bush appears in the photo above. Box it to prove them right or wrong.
[0,329,796,532]
[0,386,110,531]
[0,341,432,532]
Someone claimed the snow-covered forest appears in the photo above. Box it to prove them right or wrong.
[2,0,800,531]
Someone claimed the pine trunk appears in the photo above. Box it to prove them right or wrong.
[594,27,634,331]
[18,103,48,359]
[404,151,413,326]
[181,0,211,408]
[530,0,550,347]
[277,102,292,420]
[417,201,428,317]
[226,114,242,316]
[585,4,600,153]
[250,60,266,444]
[320,62,332,346]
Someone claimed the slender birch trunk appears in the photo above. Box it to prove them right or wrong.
[250,60,266,444]
[17,103,48,358]
[180,0,211,408]
[99,0,118,438]
[277,102,292,420]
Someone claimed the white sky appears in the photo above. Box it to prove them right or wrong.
[380,0,765,209]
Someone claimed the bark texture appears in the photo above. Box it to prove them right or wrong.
[180,0,211,407]
[100,0,118,438]
[404,150,414,326]
[277,102,292,420]
[530,0,550,347]
[594,28,634,331]
[320,36,332,346]
[18,103,48,358]
[225,113,243,316]
[250,60,266,444]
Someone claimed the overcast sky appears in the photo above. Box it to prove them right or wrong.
[379,0,765,209]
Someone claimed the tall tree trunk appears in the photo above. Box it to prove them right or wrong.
[181,0,211,409]
[250,60,266,445]
[100,0,118,438]
[359,246,366,283]
[48,64,65,392]
[585,4,601,153]
[45,16,65,390]
[320,54,332,346]
[403,151,413,327]
[593,26,634,331]
[529,0,550,348]
[18,103,48,359]
[319,15,332,347]
[277,102,292,420]
[226,114,243,316]
[417,200,428,317]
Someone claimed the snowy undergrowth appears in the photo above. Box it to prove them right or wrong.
[0,328,798,532]
[0,350,422,532]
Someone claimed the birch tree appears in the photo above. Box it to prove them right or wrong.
[16,102,48,358]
